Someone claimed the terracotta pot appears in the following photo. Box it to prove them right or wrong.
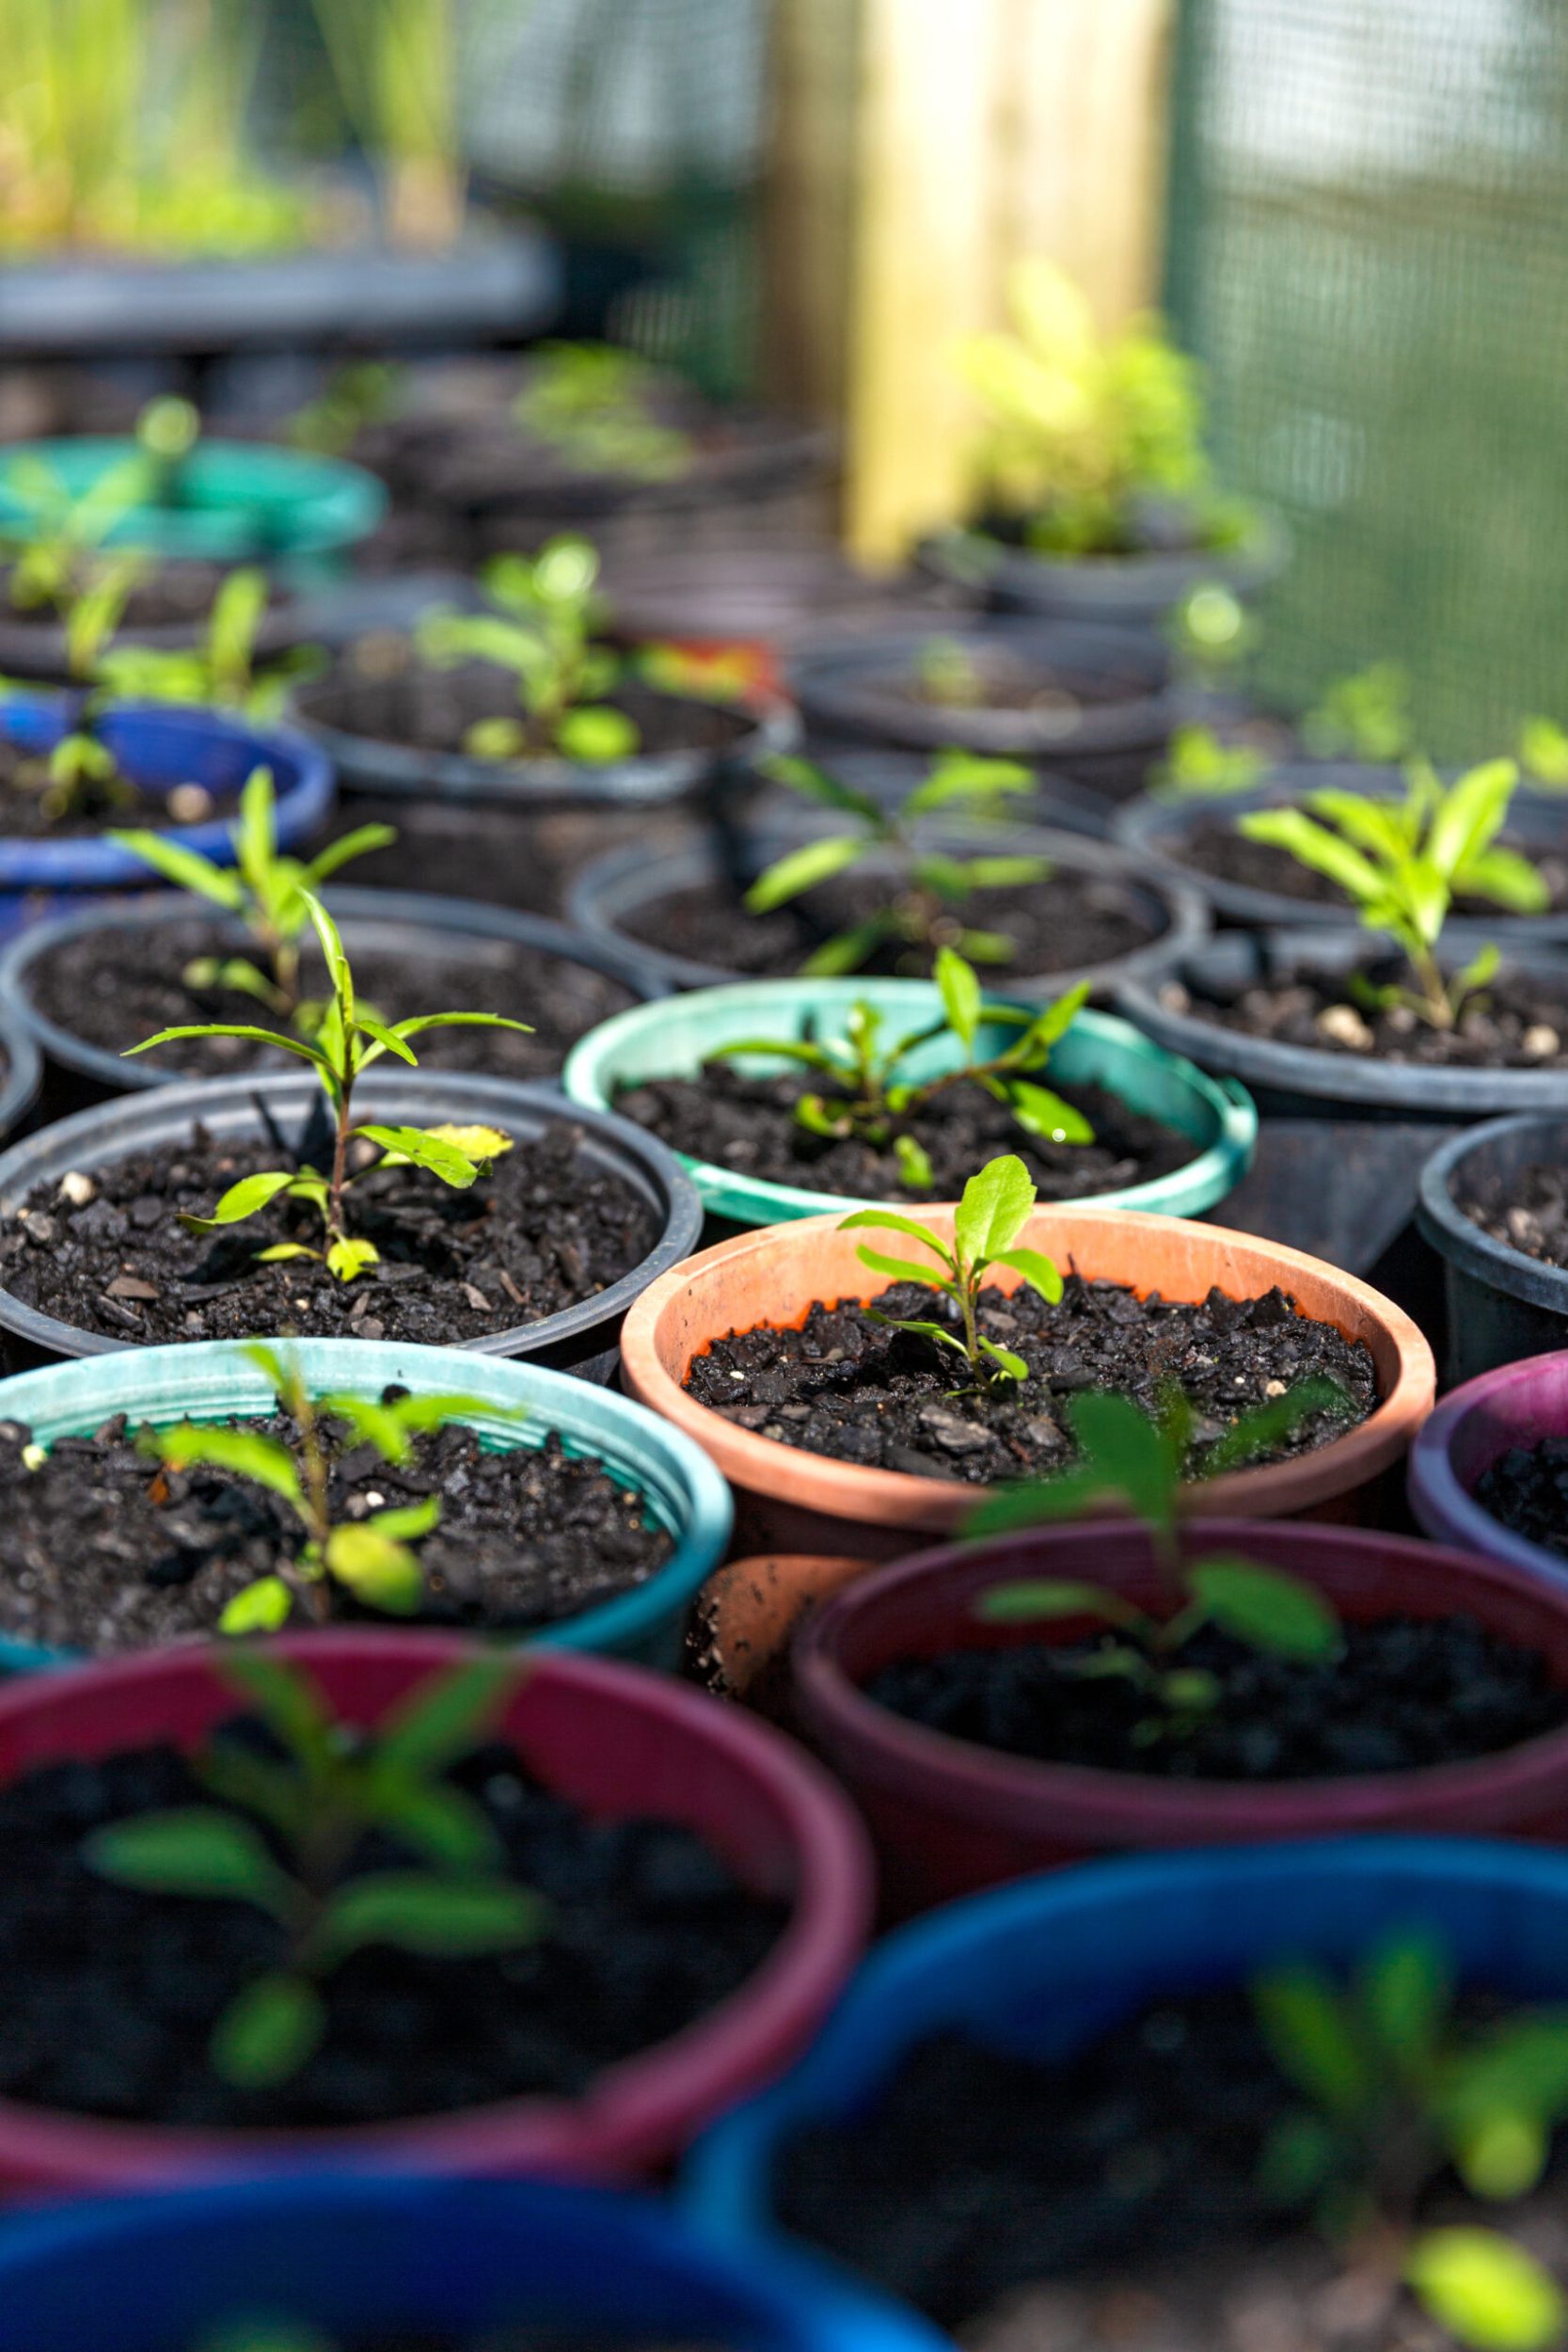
[791,1519,1568,1912]
[692,1554,870,1707]
[618,1205,1437,1559]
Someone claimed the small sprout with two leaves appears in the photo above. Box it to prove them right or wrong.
[967,1382,1351,1745]
[1237,758,1547,1031]
[838,1152,1061,1395]
[93,564,325,722]
[1254,1926,1568,2351]
[111,763,395,1022]
[123,893,531,1281]
[1302,660,1418,766]
[714,945,1092,1194]
[750,749,1051,977]
[514,342,695,484]
[1153,722,1272,800]
[83,1649,548,2090]
[144,1342,512,1633]
[417,534,639,765]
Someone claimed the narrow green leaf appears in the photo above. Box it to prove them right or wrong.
[124,1025,328,1067]
[154,1422,305,1510]
[83,1808,295,1918]
[851,1245,959,1297]
[1004,1081,1095,1146]
[744,833,863,914]
[355,1012,418,1065]
[217,1577,296,1636]
[376,1654,519,1775]
[987,1243,1063,1303]
[323,1525,424,1613]
[356,1123,483,1187]
[303,823,399,886]
[309,1871,551,1966]
[934,945,981,1051]
[180,1168,298,1235]
[1252,1963,1373,2121]
[1186,1557,1342,1661]
[976,1579,1145,1627]
[106,830,244,907]
[210,1973,325,2090]
[367,1495,442,1542]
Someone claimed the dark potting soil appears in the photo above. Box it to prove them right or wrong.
[865,1610,1568,1781]
[1475,1435,1568,1559]
[328,792,695,924]
[883,648,1158,718]
[682,1276,1376,1486]
[775,1991,1550,2345]
[0,730,216,840]
[615,868,1159,986]
[1171,819,1568,919]
[615,1064,1196,1202]
[0,1731,784,2128]
[1160,957,1568,1069]
[0,1119,657,1347]
[298,644,752,768]
[1459,1161,1568,1274]
[24,914,637,1082]
[0,1400,673,1653]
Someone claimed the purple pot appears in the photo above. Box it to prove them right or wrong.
[1409,1349,1568,1589]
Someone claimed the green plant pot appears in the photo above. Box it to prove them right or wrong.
[562,980,1257,1231]
[0,1337,733,1674]
[0,438,386,566]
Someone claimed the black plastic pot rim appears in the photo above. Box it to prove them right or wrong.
[1115,926,1568,1113]
[918,500,1291,593]
[1417,1114,1568,1313]
[0,1008,42,1143]
[0,1069,702,1365]
[0,885,671,1098]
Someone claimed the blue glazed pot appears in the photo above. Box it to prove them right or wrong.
[0,1336,731,1673]
[0,693,332,942]
[0,2174,944,2352]
[685,1836,1568,2246]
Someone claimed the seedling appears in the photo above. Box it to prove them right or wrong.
[514,342,695,483]
[142,1342,509,1632]
[417,535,640,762]
[837,1152,1062,1394]
[750,749,1051,977]
[0,430,157,678]
[123,892,531,1280]
[955,256,1212,554]
[287,359,404,456]
[112,764,395,1021]
[1153,723,1271,799]
[1519,714,1568,791]
[1238,758,1547,1029]
[713,946,1092,1192]
[84,1649,548,2090]
[1254,1926,1568,2350]
[94,565,325,721]
[968,1384,1350,1742]
[1302,660,1418,766]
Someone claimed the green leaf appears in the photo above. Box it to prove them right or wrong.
[760,753,884,825]
[850,1245,959,1297]
[1186,1557,1342,1661]
[963,1463,1125,1536]
[949,854,1053,890]
[303,823,399,887]
[1003,1081,1095,1146]
[987,1244,1063,1303]
[255,1243,323,1264]
[895,1132,935,1191]
[354,1012,419,1066]
[309,1871,551,1967]
[1360,1928,1450,2083]
[1456,2112,1552,2204]
[1200,1377,1352,1476]
[302,892,353,1028]
[1063,1389,1180,1530]
[155,1422,305,1511]
[367,1495,443,1542]
[235,764,276,895]
[1014,980,1091,1054]
[1238,808,1386,908]
[364,1772,500,1872]
[1462,848,1550,915]
[556,704,640,762]
[325,1236,380,1283]
[217,1651,335,1766]
[106,830,245,907]
[1427,758,1519,877]
[1405,2229,1567,2352]
[179,1168,298,1235]
[210,1973,325,2090]
[863,1310,968,1357]
[975,1579,1148,1628]
[1252,1963,1372,2122]
[217,1576,296,1635]
[376,1654,519,1775]
[799,917,895,977]
[83,1808,295,1918]
[837,1206,951,1257]
[125,1024,328,1067]
[356,1123,483,1188]
[977,1336,1030,1383]
[744,833,864,914]
[953,1153,1037,1266]
[934,946,982,1051]
[710,1037,843,1073]
[386,1014,534,1044]
[903,749,1035,815]
[323,1525,424,1613]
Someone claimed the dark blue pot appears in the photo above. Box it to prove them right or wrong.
[0,2174,944,2352]
[0,694,333,941]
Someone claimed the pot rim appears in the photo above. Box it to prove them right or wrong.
[1416,1112,1568,1311]
[1409,1345,1568,1582]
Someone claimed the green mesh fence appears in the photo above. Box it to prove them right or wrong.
[1164,0,1568,758]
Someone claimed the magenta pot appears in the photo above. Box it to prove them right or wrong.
[1409,1350,1568,1589]
[0,1629,873,2197]
[791,1519,1568,1914]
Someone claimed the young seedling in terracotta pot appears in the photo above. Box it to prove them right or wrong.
[84,1649,547,2090]
[714,946,1092,1194]
[514,342,697,484]
[93,564,324,721]
[112,762,395,1021]
[123,891,531,1280]
[417,534,641,763]
[1238,757,1548,1031]
[751,749,1051,977]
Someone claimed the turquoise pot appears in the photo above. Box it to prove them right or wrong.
[0,439,386,565]
[0,1338,732,1675]
[562,978,1257,1231]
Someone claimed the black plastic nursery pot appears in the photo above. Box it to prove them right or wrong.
[786,616,1195,803]
[567,818,1209,1000]
[731,745,1117,846]
[1116,765,1568,940]
[916,501,1291,627]
[0,1070,701,1381]
[1418,1116,1568,1385]
[0,1007,41,1148]
[0,885,666,1123]
[1117,927,1568,1321]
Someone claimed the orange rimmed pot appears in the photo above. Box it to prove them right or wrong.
[618,1205,1438,1566]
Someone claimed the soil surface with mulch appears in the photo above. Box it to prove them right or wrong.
[776,1992,1558,2349]
[24,914,637,1083]
[682,1276,1376,1486]
[1458,1161,1568,1272]
[614,866,1161,987]
[0,1729,784,2128]
[615,1064,1196,1202]
[0,1400,673,1653]
[865,1610,1568,1780]
[1167,819,1568,918]
[0,729,219,839]
[297,643,752,768]
[1474,1436,1568,1559]
[1158,957,1568,1069]
[0,1118,657,1347]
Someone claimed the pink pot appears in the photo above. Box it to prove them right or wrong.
[792,1520,1568,1913]
[0,1630,874,2196]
